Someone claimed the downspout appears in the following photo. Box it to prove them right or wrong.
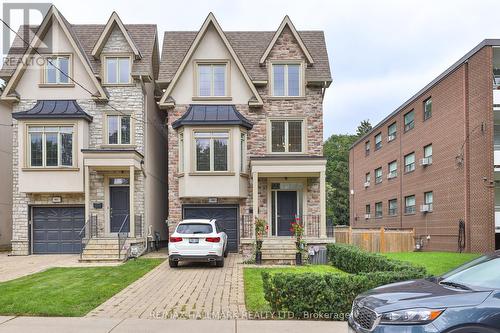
[464,60,472,252]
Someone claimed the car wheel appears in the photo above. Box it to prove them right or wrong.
[216,257,224,267]
[169,259,178,268]
[445,326,499,333]
[223,246,229,258]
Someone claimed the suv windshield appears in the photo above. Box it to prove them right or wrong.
[441,256,500,290]
[176,223,213,234]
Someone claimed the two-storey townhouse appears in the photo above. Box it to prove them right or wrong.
[0,99,12,251]
[350,40,500,253]
[158,14,333,261]
[0,6,167,259]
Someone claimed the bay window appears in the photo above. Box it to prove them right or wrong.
[272,63,302,96]
[107,115,131,145]
[28,126,74,168]
[178,133,184,173]
[195,132,229,172]
[240,132,247,173]
[270,119,303,153]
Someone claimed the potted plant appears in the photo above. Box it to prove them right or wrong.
[254,217,267,264]
[290,218,305,265]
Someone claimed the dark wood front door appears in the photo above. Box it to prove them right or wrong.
[277,191,297,236]
[110,186,130,233]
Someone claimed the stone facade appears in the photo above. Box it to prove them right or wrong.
[10,26,149,255]
[166,26,325,248]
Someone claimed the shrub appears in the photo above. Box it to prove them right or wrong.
[262,244,428,320]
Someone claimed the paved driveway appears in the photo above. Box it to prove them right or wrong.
[87,254,245,319]
[0,253,119,283]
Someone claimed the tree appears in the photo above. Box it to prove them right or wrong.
[323,133,357,225]
[356,119,372,137]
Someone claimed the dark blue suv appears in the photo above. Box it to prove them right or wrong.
[348,251,500,333]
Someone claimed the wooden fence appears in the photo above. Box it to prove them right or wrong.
[334,226,415,253]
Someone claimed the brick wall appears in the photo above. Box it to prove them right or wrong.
[349,47,495,253]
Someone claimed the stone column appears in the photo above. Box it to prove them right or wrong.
[252,172,258,238]
[84,165,90,231]
[320,171,327,238]
[130,166,135,237]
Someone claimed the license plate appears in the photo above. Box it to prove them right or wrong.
[189,238,199,244]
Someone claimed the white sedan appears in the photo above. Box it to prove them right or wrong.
[168,219,228,268]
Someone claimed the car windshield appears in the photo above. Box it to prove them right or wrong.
[441,255,500,290]
[176,223,213,234]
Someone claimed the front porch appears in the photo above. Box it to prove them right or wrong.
[81,149,146,261]
[240,156,333,263]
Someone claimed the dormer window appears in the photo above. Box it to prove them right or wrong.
[195,62,228,98]
[43,55,71,85]
[271,63,302,97]
[104,56,131,84]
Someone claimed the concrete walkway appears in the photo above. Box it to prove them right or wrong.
[87,253,245,319]
[0,317,348,333]
[0,253,120,282]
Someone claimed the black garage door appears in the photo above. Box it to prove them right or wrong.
[32,207,85,254]
[183,205,239,252]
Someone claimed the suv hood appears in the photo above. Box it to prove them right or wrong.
[358,279,492,313]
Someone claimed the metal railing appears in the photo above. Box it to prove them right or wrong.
[240,214,330,238]
[117,215,130,260]
[78,214,98,260]
[240,214,253,238]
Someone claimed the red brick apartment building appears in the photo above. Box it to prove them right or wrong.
[349,40,500,253]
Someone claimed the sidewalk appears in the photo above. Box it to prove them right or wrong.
[0,316,348,333]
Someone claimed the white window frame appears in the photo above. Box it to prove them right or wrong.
[375,202,383,218]
[103,55,132,85]
[27,125,75,168]
[178,132,184,173]
[194,61,230,98]
[42,54,72,85]
[193,130,230,173]
[405,195,416,214]
[365,172,371,183]
[365,141,370,155]
[424,144,433,163]
[268,118,306,154]
[375,167,383,184]
[375,133,382,150]
[424,97,432,120]
[240,132,247,173]
[388,160,397,178]
[106,115,132,145]
[404,152,416,172]
[404,110,415,132]
[270,62,304,97]
[388,199,398,216]
[388,122,397,140]
[424,191,434,211]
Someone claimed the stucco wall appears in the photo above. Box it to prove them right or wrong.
[0,101,12,250]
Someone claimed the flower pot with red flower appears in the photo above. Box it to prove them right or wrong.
[290,217,306,265]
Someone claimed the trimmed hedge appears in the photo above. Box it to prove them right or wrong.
[262,244,428,320]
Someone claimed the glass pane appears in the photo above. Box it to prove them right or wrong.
[287,64,300,96]
[240,134,245,172]
[406,196,415,206]
[425,192,433,204]
[106,58,117,83]
[120,116,131,144]
[375,134,381,143]
[179,134,184,172]
[108,116,119,144]
[109,178,130,185]
[118,58,130,83]
[424,145,433,157]
[405,111,414,124]
[46,59,57,83]
[30,133,43,167]
[196,138,210,171]
[60,132,72,166]
[45,133,58,167]
[288,121,302,152]
[375,168,382,177]
[271,121,285,152]
[388,123,396,135]
[273,65,285,96]
[198,65,212,96]
[213,65,226,96]
[405,153,415,165]
[213,138,228,171]
[58,57,69,83]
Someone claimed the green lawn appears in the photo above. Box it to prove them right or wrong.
[383,252,481,276]
[244,265,345,312]
[0,258,163,317]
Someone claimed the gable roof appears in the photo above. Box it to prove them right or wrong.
[0,12,158,83]
[12,100,93,122]
[172,104,253,129]
[259,15,314,65]
[91,12,142,59]
[159,13,264,107]
[159,31,331,84]
[0,6,108,101]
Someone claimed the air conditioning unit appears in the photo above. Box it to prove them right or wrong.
[420,157,432,166]
[387,172,397,179]
[387,134,396,142]
[364,214,371,219]
[420,204,431,213]
[364,181,370,188]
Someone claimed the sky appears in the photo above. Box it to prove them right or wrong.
[2,0,500,138]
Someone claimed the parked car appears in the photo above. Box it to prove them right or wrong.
[168,219,228,268]
[349,251,500,333]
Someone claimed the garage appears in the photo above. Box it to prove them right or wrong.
[32,207,85,254]
[182,205,239,252]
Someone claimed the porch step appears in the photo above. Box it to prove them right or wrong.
[260,238,297,263]
[79,238,126,263]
